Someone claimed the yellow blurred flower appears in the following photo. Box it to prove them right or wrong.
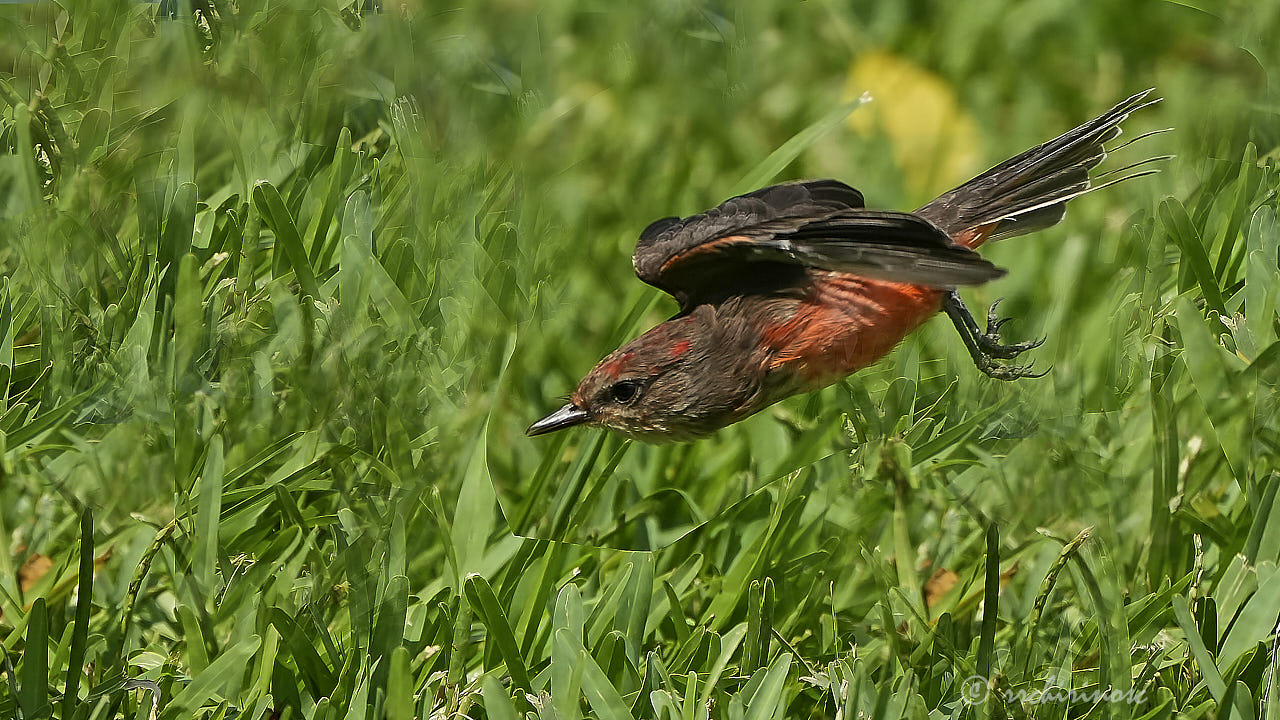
[846,51,982,196]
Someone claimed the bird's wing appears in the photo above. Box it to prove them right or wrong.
[633,179,1005,308]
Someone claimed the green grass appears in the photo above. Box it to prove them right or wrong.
[1,1,1279,718]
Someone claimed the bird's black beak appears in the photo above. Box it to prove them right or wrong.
[526,403,590,436]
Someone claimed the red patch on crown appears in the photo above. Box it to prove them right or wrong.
[600,352,632,378]
[669,339,692,357]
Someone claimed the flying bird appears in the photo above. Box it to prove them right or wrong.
[529,90,1165,442]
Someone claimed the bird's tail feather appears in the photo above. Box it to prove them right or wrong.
[916,89,1168,248]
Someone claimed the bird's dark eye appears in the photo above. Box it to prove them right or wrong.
[609,380,642,405]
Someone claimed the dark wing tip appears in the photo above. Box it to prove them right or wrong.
[634,216,683,281]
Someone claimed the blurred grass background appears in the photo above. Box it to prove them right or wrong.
[1,0,1279,718]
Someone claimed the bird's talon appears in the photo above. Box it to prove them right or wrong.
[986,298,1006,333]
[974,355,1050,381]
[973,302,1044,359]
[974,331,1045,360]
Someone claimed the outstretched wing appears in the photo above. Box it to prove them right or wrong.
[633,179,1004,308]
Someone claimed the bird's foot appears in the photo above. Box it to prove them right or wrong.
[944,292,1049,381]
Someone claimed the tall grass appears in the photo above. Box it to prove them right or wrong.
[1,1,1278,718]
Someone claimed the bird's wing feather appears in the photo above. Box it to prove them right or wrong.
[915,89,1163,241]
[633,179,865,281]
[633,180,1003,307]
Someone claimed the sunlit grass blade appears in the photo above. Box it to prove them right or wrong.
[481,674,521,720]
[159,182,197,300]
[160,635,261,719]
[743,653,792,720]
[554,628,635,720]
[371,574,409,695]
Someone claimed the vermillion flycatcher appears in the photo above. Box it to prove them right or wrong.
[529,90,1164,442]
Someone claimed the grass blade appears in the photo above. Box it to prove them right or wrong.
[195,436,225,593]
[1161,197,1225,316]
[977,525,999,684]
[61,508,93,720]
[554,628,635,720]
[481,674,521,720]
[162,634,261,719]
[20,597,49,719]
[744,653,792,720]
[730,97,868,196]
[252,181,321,300]
[464,573,533,700]
[1173,596,1226,701]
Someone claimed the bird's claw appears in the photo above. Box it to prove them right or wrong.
[973,298,1046,359]
[973,356,1051,381]
[986,298,1007,333]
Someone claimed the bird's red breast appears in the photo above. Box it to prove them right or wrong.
[756,221,996,390]
[760,273,944,390]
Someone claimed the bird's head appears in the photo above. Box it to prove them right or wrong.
[526,310,760,442]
